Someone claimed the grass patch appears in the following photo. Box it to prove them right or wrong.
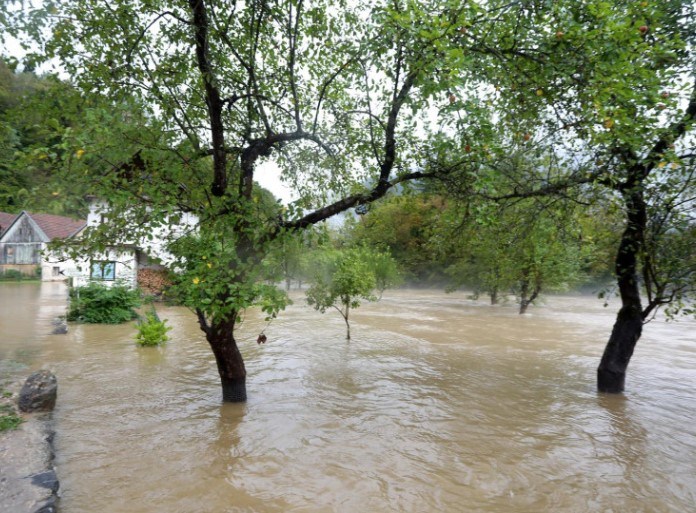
[0,384,23,432]
[0,404,22,431]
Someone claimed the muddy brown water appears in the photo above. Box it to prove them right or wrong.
[1,282,696,512]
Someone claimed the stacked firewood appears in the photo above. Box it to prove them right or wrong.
[137,268,172,297]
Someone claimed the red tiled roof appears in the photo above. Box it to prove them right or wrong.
[30,213,86,240]
[0,211,86,240]
[0,212,17,237]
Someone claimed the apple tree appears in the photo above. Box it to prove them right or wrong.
[444,0,696,391]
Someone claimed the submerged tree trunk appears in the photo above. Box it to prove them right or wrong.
[490,288,498,305]
[518,291,539,314]
[199,314,247,402]
[597,304,643,393]
[597,188,646,393]
[518,274,541,315]
[344,304,351,340]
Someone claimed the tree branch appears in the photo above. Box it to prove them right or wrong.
[189,0,227,196]
[279,170,433,231]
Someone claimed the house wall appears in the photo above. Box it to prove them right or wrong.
[49,200,200,288]
[40,255,81,282]
[0,215,46,265]
[43,247,138,288]
[86,200,198,267]
[0,243,42,265]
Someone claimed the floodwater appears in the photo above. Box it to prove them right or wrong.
[1,282,696,513]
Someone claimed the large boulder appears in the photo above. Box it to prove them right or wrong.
[18,371,57,413]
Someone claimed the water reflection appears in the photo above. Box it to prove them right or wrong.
[217,403,247,459]
[2,285,696,512]
[598,394,648,472]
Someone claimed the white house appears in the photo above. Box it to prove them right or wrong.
[48,199,198,289]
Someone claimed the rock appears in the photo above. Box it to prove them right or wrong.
[30,470,59,493]
[50,324,67,335]
[50,318,67,335]
[18,371,57,413]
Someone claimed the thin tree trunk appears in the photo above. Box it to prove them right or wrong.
[490,287,498,305]
[519,298,530,315]
[344,304,351,340]
[597,188,646,393]
[519,284,541,314]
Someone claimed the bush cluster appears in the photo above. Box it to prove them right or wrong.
[135,312,172,347]
[0,268,41,281]
[67,282,141,324]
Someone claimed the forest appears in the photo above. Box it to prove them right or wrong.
[2,0,695,402]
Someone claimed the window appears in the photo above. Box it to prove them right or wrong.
[91,261,116,281]
[52,266,61,277]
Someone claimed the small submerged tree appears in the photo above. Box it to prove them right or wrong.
[437,157,592,314]
[306,247,399,339]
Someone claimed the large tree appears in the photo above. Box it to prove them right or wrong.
[447,0,696,392]
[535,1,696,393]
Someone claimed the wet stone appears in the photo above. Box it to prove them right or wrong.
[30,470,59,493]
[18,371,57,413]
[34,499,58,513]
[50,324,67,335]
[50,318,67,335]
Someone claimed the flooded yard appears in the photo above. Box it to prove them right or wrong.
[1,282,695,512]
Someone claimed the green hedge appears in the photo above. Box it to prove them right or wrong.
[67,282,141,324]
[0,267,41,281]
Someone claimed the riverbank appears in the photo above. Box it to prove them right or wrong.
[0,379,59,513]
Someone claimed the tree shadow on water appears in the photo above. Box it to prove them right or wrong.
[596,394,648,483]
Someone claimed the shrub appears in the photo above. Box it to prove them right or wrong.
[0,269,24,281]
[0,404,22,431]
[135,312,172,347]
[67,282,141,324]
